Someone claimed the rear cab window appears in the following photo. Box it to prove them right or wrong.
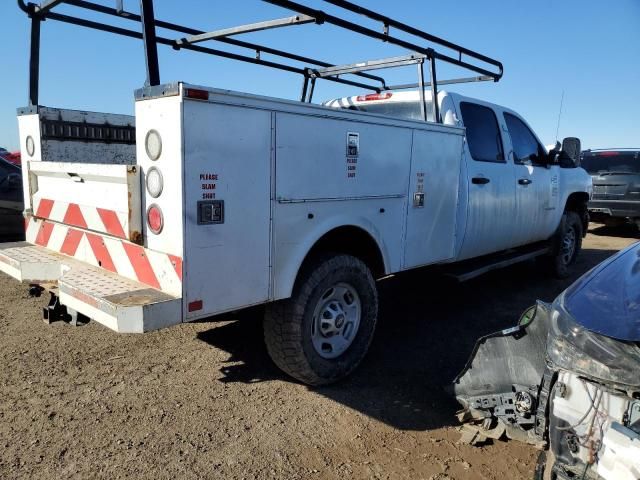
[459,102,505,163]
[503,113,546,166]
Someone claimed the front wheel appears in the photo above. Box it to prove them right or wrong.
[544,211,583,279]
[264,254,378,386]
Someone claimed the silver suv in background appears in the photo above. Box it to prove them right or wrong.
[582,149,640,229]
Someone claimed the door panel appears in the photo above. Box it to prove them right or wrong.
[184,103,272,319]
[512,162,559,244]
[503,112,559,244]
[456,101,516,260]
[403,130,464,268]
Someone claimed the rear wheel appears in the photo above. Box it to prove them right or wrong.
[264,254,378,386]
[544,211,583,278]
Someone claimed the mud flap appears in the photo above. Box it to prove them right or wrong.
[452,301,552,446]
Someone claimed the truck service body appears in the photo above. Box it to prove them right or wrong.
[2,0,591,384]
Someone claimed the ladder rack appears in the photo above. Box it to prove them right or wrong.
[18,0,504,123]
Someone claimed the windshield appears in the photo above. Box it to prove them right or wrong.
[581,152,640,174]
[353,100,434,122]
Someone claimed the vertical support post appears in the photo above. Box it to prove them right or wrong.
[429,56,440,123]
[417,60,427,121]
[28,14,42,106]
[307,77,316,103]
[139,0,160,86]
[300,74,310,102]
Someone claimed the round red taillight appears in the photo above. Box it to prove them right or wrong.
[147,204,164,234]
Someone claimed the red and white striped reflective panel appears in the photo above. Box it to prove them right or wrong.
[26,217,182,296]
[33,197,135,242]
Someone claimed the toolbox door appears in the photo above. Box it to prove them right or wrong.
[183,101,272,319]
[403,129,463,268]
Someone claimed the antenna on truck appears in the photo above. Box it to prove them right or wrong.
[17,0,503,123]
[555,90,565,143]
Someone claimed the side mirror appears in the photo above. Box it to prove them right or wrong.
[560,137,581,167]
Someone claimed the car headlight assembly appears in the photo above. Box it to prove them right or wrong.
[547,292,640,387]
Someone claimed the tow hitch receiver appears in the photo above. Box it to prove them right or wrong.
[42,291,89,326]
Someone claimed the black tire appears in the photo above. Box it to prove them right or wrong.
[545,211,583,279]
[264,254,378,386]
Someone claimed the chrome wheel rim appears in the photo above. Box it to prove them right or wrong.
[311,283,361,359]
[561,226,577,265]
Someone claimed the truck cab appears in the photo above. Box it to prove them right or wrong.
[325,90,592,264]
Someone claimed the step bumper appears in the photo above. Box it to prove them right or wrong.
[0,242,181,333]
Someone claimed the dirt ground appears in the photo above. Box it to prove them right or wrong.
[0,225,637,480]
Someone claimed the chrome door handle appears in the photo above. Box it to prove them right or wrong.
[518,178,532,185]
[472,177,490,185]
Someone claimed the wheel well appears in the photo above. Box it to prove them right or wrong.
[565,192,590,234]
[304,226,386,279]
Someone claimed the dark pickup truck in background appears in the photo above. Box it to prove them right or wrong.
[582,149,640,229]
[0,157,24,240]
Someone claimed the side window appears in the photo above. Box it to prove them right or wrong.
[459,102,505,163]
[504,113,546,166]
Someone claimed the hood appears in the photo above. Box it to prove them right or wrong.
[564,241,640,341]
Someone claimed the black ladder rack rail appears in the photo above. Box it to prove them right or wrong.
[18,0,504,123]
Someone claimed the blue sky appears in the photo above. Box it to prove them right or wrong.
[1,0,638,151]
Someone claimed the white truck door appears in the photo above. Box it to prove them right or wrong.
[456,101,517,260]
[403,128,464,268]
[502,112,559,244]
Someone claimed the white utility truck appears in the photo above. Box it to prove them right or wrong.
[2,0,591,385]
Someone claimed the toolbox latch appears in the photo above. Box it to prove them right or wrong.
[197,200,224,225]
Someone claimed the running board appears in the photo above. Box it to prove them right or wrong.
[444,246,550,282]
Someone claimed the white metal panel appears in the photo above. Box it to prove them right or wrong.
[183,100,272,319]
[275,112,411,200]
[459,156,517,260]
[498,107,560,245]
[403,129,464,268]
[135,95,184,258]
[28,161,142,241]
[18,113,42,212]
[511,162,558,244]
[449,95,518,260]
[272,199,406,300]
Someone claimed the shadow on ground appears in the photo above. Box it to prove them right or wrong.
[196,247,619,431]
[589,223,639,239]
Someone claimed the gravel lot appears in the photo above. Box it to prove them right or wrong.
[0,225,637,480]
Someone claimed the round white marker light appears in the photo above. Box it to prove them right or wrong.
[146,167,163,198]
[26,136,35,157]
[145,129,162,161]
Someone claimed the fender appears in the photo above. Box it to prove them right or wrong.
[272,212,394,301]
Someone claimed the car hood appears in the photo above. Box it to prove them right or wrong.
[564,241,640,341]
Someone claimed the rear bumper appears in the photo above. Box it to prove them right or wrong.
[0,242,182,333]
[588,200,640,219]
